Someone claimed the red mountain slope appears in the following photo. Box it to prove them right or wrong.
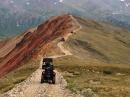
[0,15,77,77]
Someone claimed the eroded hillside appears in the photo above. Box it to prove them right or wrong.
[0,15,78,77]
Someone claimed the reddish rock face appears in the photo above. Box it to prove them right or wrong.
[0,15,76,77]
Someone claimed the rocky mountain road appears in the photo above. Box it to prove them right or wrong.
[1,16,83,97]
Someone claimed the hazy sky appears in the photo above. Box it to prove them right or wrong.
[0,0,130,13]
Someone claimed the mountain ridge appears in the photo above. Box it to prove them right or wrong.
[0,14,78,77]
[0,15,130,96]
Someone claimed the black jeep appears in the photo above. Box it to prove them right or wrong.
[41,58,56,84]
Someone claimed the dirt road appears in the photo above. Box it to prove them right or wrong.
[1,16,83,97]
[1,67,83,97]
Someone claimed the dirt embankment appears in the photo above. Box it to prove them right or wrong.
[0,15,77,77]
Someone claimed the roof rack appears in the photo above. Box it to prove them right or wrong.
[43,58,53,63]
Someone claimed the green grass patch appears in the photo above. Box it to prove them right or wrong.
[54,56,130,97]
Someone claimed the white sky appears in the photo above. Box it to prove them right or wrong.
[59,0,64,3]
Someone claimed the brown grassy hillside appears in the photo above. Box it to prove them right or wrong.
[54,16,130,97]
[65,16,130,65]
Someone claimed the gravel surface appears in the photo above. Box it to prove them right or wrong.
[1,68,83,97]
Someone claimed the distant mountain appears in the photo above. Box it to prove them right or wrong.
[0,0,60,37]
[63,0,130,28]
[0,0,130,37]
